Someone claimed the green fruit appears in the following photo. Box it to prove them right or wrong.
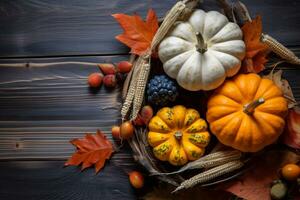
[270,182,287,200]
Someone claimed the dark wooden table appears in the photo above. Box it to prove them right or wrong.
[0,0,299,199]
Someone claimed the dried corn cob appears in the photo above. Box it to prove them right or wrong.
[152,150,242,176]
[122,64,134,101]
[131,56,151,120]
[190,150,241,161]
[121,56,144,120]
[150,0,201,50]
[151,0,202,49]
[122,54,137,100]
[172,160,244,193]
[261,33,300,65]
[151,2,186,49]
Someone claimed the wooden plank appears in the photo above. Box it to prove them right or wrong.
[0,161,138,200]
[0,0,173,58]
[0,160,232,200]
[0,0,300,57]
[0,56,135,165]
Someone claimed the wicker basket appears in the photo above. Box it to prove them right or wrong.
[121,0,300,192]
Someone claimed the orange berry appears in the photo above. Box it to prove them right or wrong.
[98,63,116,75]
[111,126,121,139]
[281,163,300,181]
[129,171,144,189]
[120,121,134,139]
[88,73,103,88]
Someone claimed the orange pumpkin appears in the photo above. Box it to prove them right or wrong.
[206,73,288,152]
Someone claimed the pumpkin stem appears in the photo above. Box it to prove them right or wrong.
[174,131,183,141]
[243,98,265,114]
[196,32,207,53]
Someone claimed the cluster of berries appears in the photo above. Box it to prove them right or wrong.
[88,61,132,88]
[147,75,178,106]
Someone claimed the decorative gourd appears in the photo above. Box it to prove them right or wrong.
[158,9,246,91]
[206,73,288,152]
[148,105,210,166]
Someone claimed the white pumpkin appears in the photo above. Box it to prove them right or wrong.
[158,10,246,91]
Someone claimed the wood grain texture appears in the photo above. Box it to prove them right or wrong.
[0,160,234,200]
[0,0,173,57]
[0,161,137,200]
[0,56,135,167]
[0,0,300,57]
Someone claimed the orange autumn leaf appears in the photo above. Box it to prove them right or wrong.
[241,15,269,73]
[112,9,159,56]
[65,130,114,173]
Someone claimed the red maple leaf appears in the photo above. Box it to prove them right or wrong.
[65,130,114,173]
[112,9,159,55]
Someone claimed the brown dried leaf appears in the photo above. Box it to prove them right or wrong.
[263,70,297,108]
[241,16,270,73]
[283,107,300,149]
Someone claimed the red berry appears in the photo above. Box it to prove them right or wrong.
[132,114,145,126]
[129,171,144,189]
[103,74,117,88]
[140,105,153,125]
[88,73,103,88]
[116,61,132,73]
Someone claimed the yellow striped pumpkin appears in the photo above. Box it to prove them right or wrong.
[148,105,210,166]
